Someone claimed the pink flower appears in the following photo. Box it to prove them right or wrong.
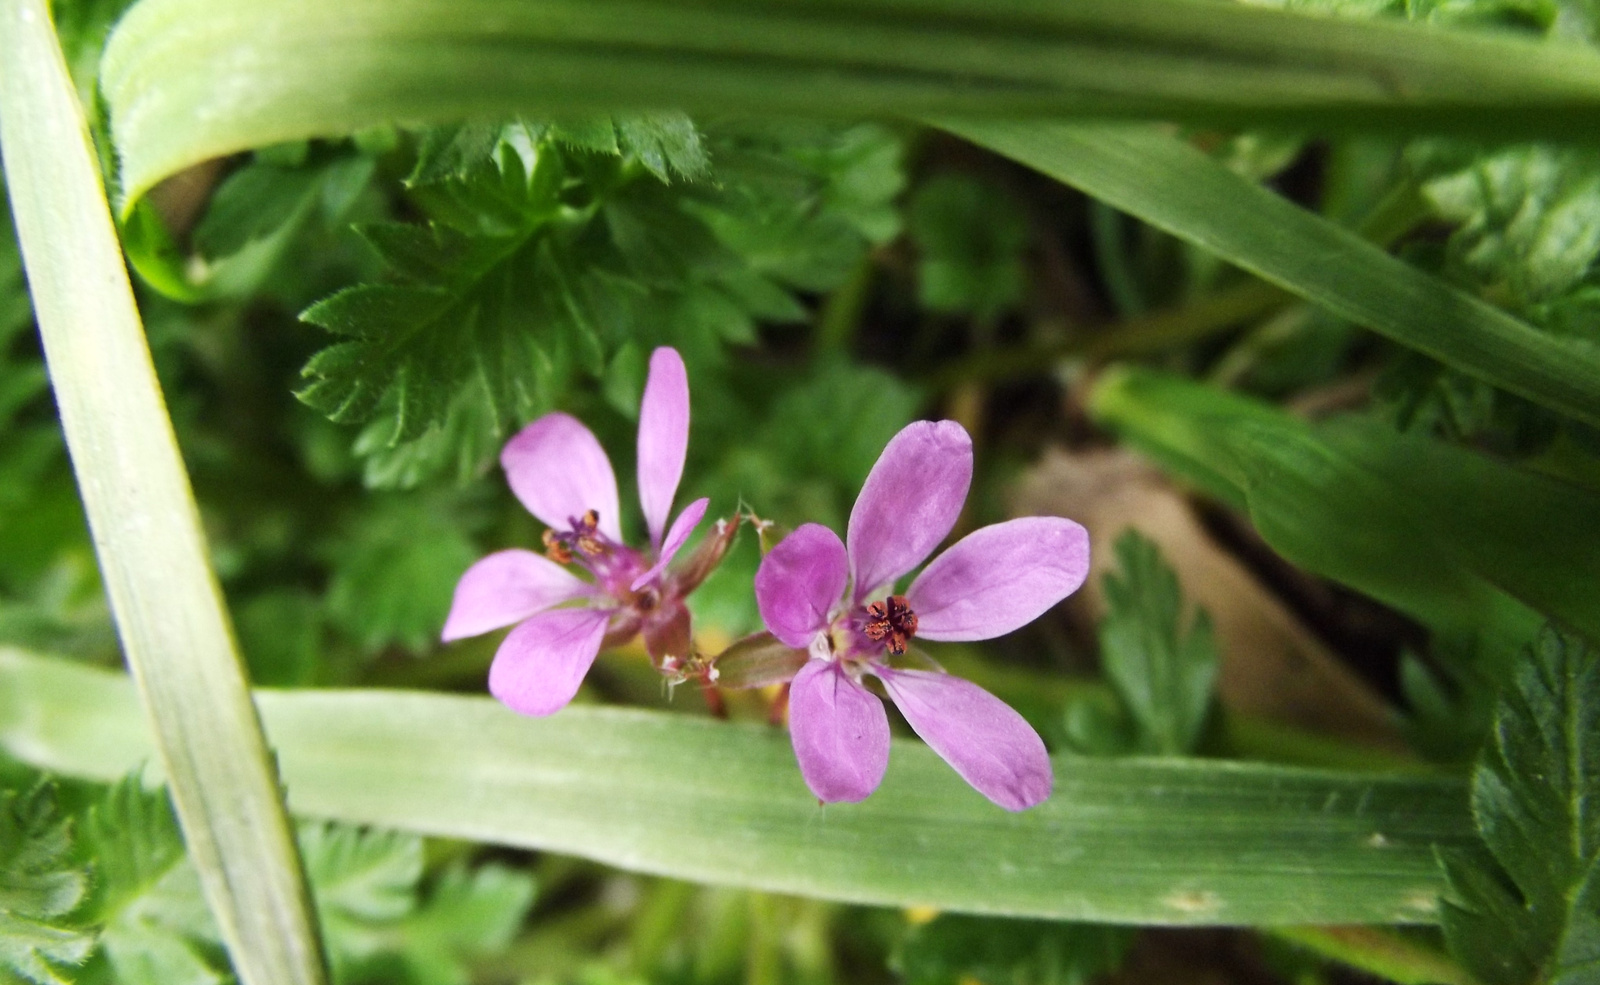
[442,347,711,716]
[754,421,1090,810]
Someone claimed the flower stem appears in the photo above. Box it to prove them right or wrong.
[925,279,1289,390]
[0,3,328,983]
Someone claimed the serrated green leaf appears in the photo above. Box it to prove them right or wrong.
[407,122,515,187]
[80,777,228,985]
[394,863,535,985]
[411,114,706,188]
[612,114,709,183]
[298,823,419,980]
[695,122,904,292]
[0,783,93,985]
[81,776,184,921]
[1098,531,1219,756]
[324,493,479,656]
[193,160,323,260]
[300,824,418,926]
[909,172,1029,320]
[1440,625,1600,985]
[895,915,1134,985]
[306,120,900,488]
[1421,143,1600,305]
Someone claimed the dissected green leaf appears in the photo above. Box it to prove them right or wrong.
[304,119,901,488]
[83,777,226,985]
[1097,531,1219,757]
[908,172,1030,320]
[1440,624,1600,985]
[390,863,535,985]
[298,824,536,985]
[1420,144,1600,306]
[194,151,375,263]
[895,915,1134,985]
[0,782,93,985]
[324,492,480,656]
[299,823,419,981]
[409,114,707,188]
[698,121,904,291]
[297,146,571,448]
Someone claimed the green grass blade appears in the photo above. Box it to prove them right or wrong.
[102,0,1600,207]
[0,650,1473,927]
[0,5,328,984]
[1087,367,1588,653]
[940,121,1600,429]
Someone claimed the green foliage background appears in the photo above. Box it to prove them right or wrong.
[2,0,1599,982]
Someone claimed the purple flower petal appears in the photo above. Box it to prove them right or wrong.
[637,347,690,549]
[630,497,709,592]
[502,413,621,542]
[906,517,1090,641]
[876,668,1052,811]
[847,420,972,602]
[788,660,890,803]
[756,523,849,649]
[442,549,596,642]
[487,607,611,717]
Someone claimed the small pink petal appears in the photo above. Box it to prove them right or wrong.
[637,347,690,549]
[488,607,611,717]
[756,523,849,649]
[907,517,1090,641]
[847,421,972,602]
[630,497,709,592]
[502,413,621,542]
[876,668,1052,811]
[789,660,890,804]
[442,549,596,642]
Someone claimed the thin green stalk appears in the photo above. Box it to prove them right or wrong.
[925,279,1289,389]
[0,4,327,984]
[814,252,876,357]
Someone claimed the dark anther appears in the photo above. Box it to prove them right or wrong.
[575,509,605,556]
[863,595,918,655]
[542,528,573,565]
[546,510,607,561]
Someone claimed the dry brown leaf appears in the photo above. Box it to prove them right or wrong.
[1012,447,1403,749]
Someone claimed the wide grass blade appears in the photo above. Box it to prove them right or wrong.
[941,121,1600,429]
[1087,367,1597,653]
[102,0,1600,207]
[0,4,327,983]
[0,650,1473,927]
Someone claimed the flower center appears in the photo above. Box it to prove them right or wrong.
[542,509,608,564]
[542,509,650,599]
[861,595,918,656]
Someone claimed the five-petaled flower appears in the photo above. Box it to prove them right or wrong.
[754,421,1089,811]
[443,347,716,717]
